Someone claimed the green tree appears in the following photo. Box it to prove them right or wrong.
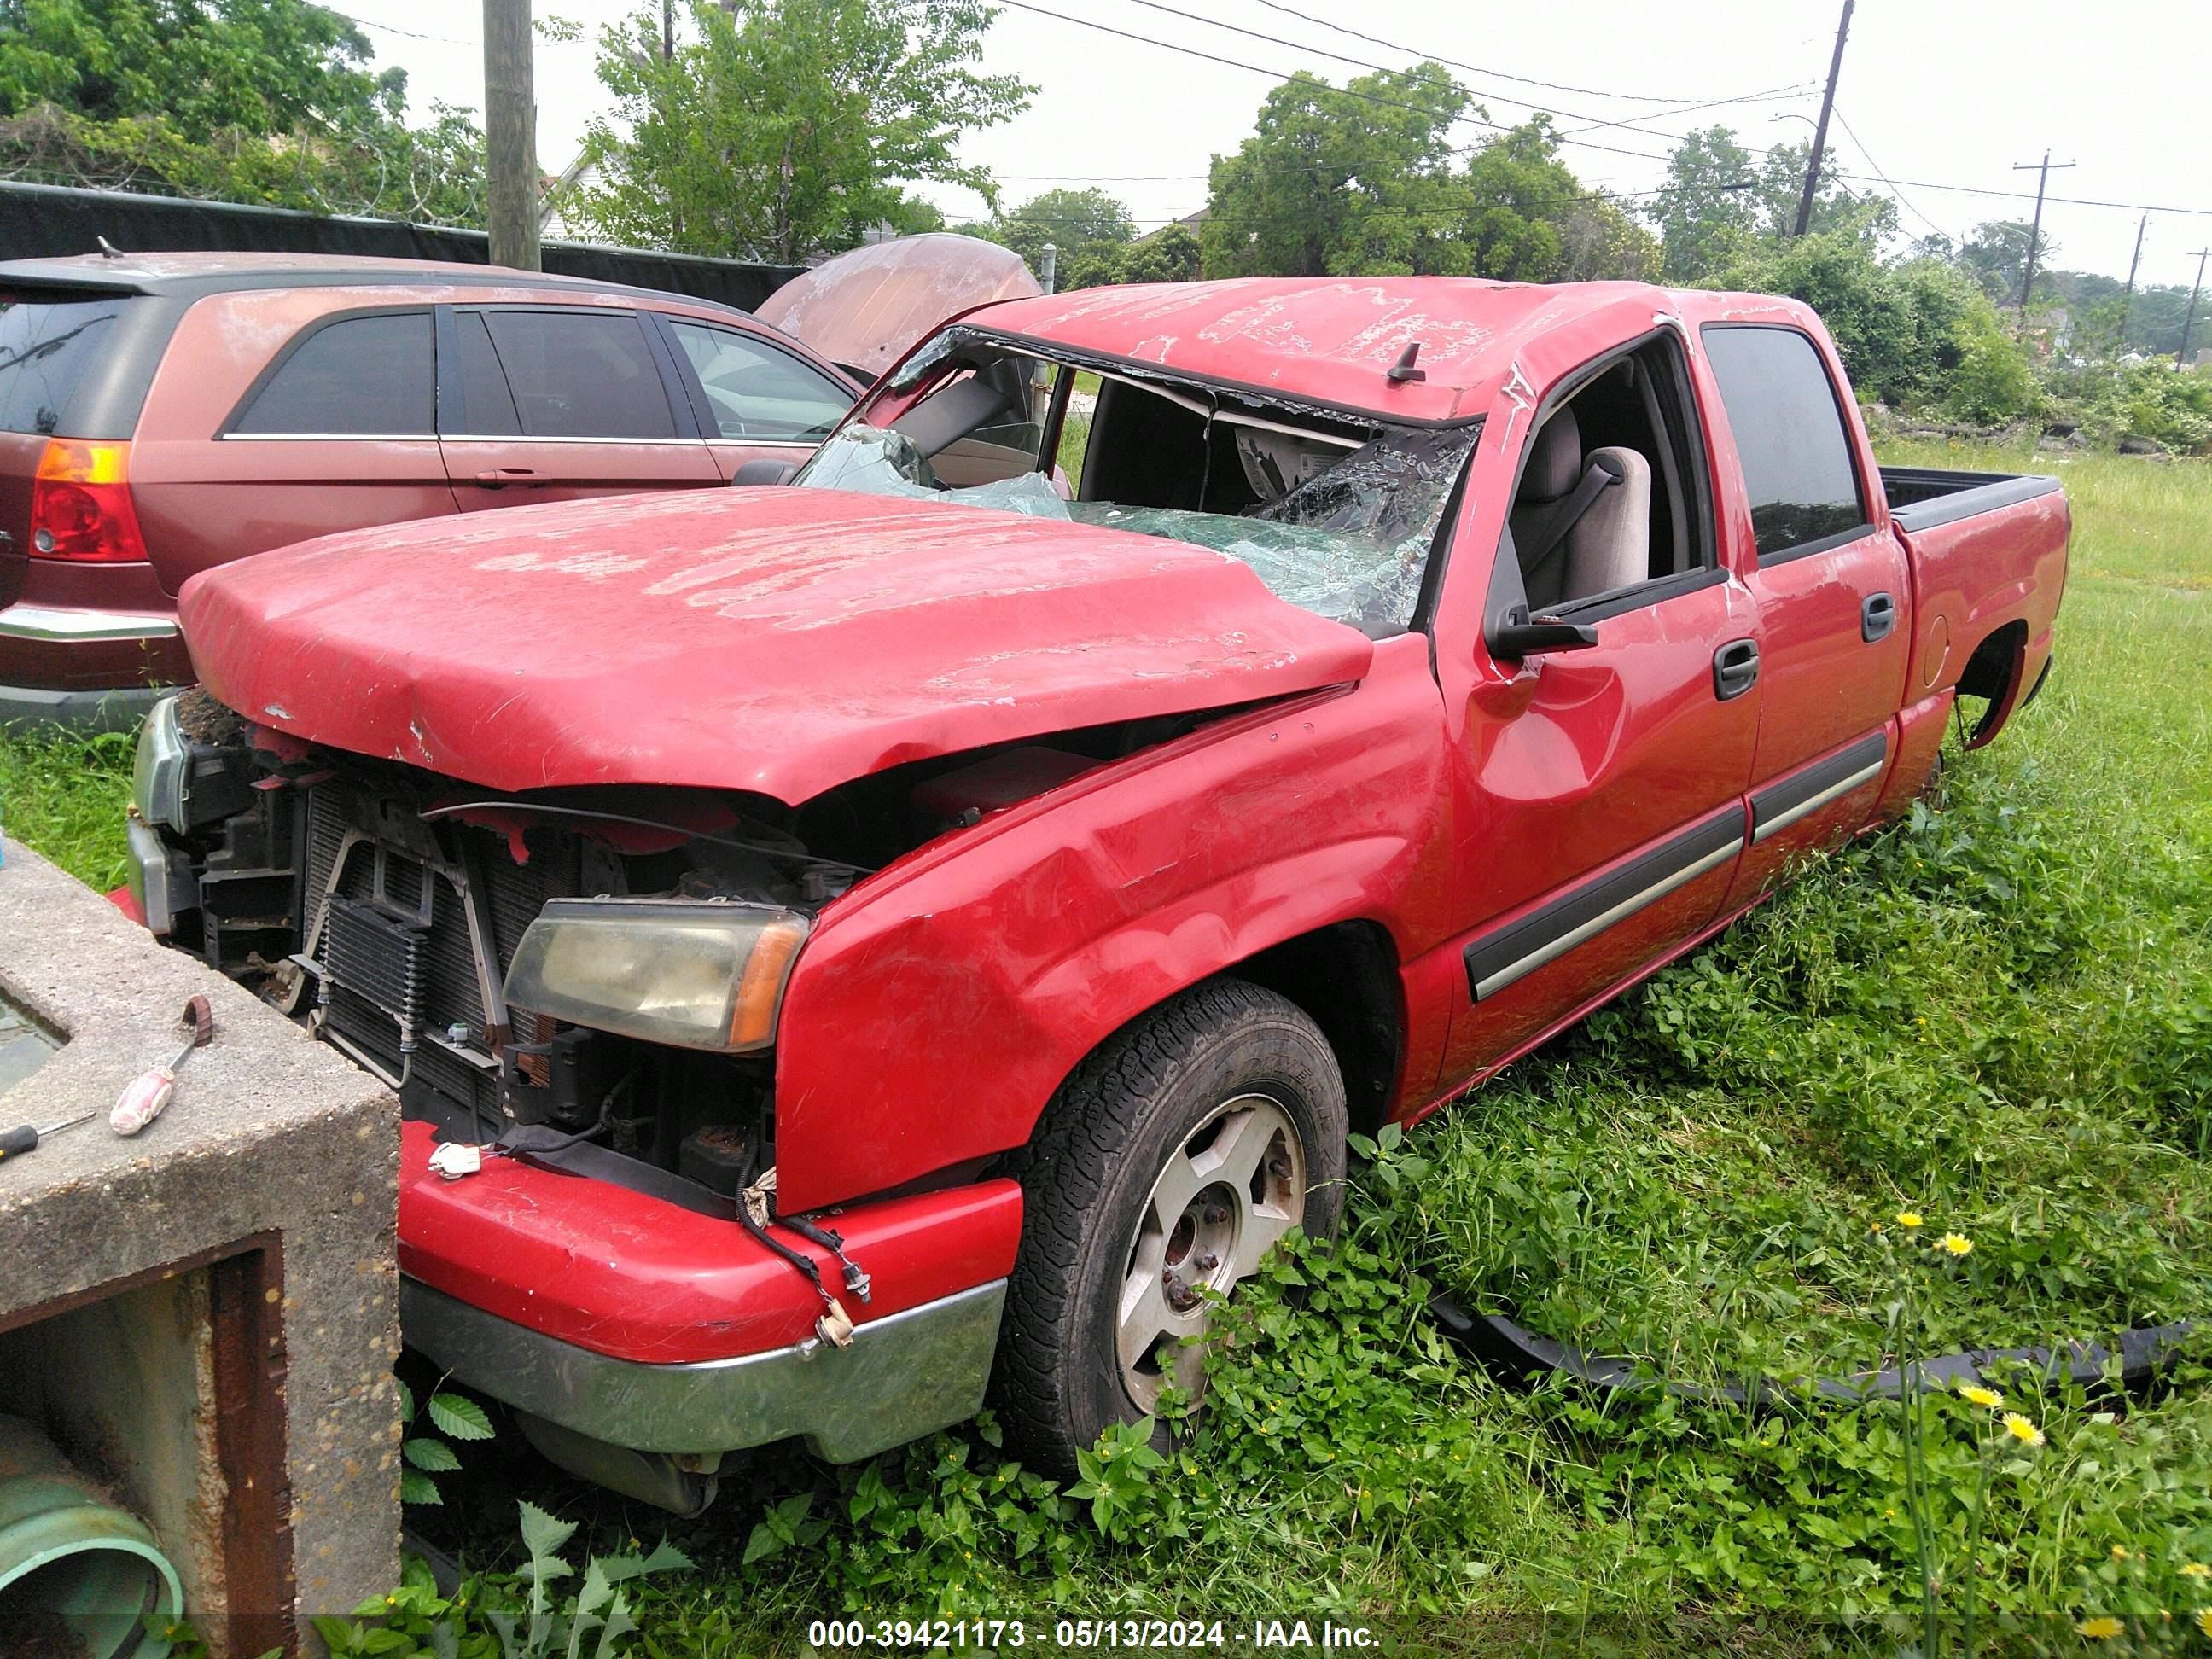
[1958,219,2052,306]
[982,186,1132,270]
[1752,140,1895,247]
[565,0,1030,262]
[1057,223,1202,292]
[1553,189,1661,282]
[1651,125,1757,282]
[1119,223,1202,285]
[1202,63,1472,279]
[1453,117,1584,281]
[1719,231,2034,421]
[0,0,482,221]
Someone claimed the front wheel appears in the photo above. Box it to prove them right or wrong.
[992,980,1348,1477]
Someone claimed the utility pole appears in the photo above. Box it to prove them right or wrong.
[2009,150,2074,321]
[2117,212,2147,348]
[661,0,672,59]
[483,0,541,271]
[2179,248,2211,370]
[1793,0,1853,236]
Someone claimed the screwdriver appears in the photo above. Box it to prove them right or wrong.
[112,994,215,1137]
[0,1112,95,1161]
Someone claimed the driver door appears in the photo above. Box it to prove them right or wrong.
[1434,329,1762,1088]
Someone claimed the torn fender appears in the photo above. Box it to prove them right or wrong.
[178,486,1375,802]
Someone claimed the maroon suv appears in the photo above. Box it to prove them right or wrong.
[0,252,862,727]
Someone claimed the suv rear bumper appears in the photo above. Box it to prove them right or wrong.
[402,1276,1007,1462]
[0,602,186,729]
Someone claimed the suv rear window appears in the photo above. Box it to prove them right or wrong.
[233,311,436,436]
[0,296,134,435]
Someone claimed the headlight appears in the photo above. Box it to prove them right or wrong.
[131,692,189,835]
[502,899,811,1053]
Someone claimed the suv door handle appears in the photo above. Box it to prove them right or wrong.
[474,467,539,487]
[1713,637,1760,701]
[1861,591,1897,642]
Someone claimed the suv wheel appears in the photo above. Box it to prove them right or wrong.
[992,980,1348,1476]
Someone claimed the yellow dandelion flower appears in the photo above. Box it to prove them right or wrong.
[2198,1610,2212,1639]
[1896,1211,1924,1230]
[1937,1232,1973,1255]
[1956,1383,2003,1409]
[2078,1616,2124,1639]
[2112,1545,2130,1561]
[2181,1562,2210,1579]
[2002,1412,2046,1447]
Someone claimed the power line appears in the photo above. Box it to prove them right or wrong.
[988,0,1681,165]
[1108,0,1805,150]
[1829,107,1946,238]
[992,0,2212,225]
[1244,0,1773,106]
[327,9,475,45]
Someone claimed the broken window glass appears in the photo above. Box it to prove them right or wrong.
[793,335,1478,637]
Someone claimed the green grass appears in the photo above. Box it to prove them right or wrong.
[0,725,135,889]
[14,451,2212,1655]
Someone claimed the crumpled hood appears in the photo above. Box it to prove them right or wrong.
[178,487,1375,802]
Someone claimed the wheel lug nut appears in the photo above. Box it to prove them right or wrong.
[1203,1202,1228,1224]
[1195,1251,1218,1271]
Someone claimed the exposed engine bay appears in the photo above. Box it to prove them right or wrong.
[135,687,1222,1210]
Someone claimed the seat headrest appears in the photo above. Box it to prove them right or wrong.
[1520,407,1582,504]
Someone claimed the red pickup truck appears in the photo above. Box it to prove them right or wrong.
[126,277,2068,1511]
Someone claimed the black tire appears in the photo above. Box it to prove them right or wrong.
[991,978,1349,1478]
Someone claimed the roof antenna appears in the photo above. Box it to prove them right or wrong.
[1387,341,1426,384]
[95,236,125,260]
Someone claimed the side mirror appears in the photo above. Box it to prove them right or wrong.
[731,458,800,487]
[1487,603,1599,661]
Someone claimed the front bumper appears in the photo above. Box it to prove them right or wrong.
[403,1276,1008,1461]
[394,1120,1024,1455]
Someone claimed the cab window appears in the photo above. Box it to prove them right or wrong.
[1698,324,1868,560]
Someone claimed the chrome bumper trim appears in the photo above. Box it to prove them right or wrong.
[399,1276,1007,1461]
[0,605,181,643]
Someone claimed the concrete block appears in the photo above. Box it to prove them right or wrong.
[0,836,401,1654]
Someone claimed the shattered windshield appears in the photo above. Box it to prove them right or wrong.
[789,335,1477,637]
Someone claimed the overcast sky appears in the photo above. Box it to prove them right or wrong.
[351,0,2210,286]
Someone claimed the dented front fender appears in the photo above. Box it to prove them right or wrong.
[771,635,1454,1212]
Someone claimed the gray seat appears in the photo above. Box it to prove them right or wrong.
[1562,445,1651,602]
[1507,408,1652,608]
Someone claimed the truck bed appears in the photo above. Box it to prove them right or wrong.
[1880,466,2062,531]
[1881,467,2069,744]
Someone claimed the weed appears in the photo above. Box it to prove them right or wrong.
[13,448,2212,1652]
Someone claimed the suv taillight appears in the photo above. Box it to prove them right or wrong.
[31,439,150,562]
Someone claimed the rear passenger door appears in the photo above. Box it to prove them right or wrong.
[655,316,855,480]
[1697,324,1912,900]
[436,306,718,510]
[135,307,457,594]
